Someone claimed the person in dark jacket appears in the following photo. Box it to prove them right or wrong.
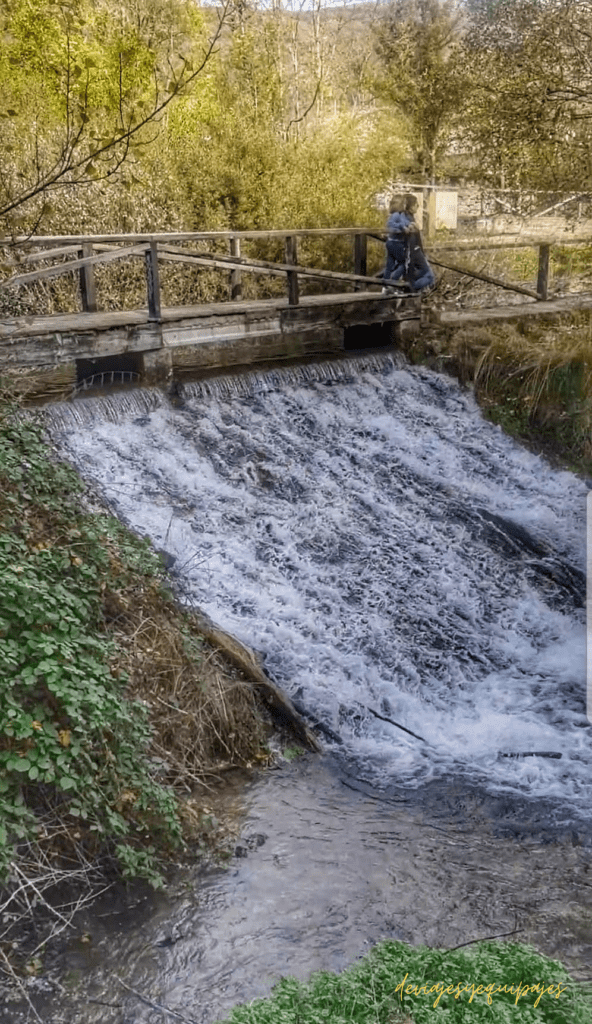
[402,194,436,293]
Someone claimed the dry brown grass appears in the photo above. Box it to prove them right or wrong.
[101,579,270,793]
[460,317,592,420]
[423,313,592,474]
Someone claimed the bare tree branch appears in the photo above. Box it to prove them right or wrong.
[0,0,233,223]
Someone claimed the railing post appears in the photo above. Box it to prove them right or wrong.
[354,233,367,291]
[229,235,242,300]
[145,240,161,321]
[537,243,550,300]
[78,242,97,312]
[285,235,299,306]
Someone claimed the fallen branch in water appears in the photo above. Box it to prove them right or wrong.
[0,947,43,1024]
[499,751,562,759]
[363,703,428,744]
[443,918,523,953]
[116,976,200,1024]
[183,606,323,753]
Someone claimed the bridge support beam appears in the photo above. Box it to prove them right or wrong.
[145,242,162,321]
[229,237,242,300]
[141,347,172,385]
[354,234,367,291]
[284,236,300,306]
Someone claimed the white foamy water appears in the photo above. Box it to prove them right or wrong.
[41,355,591,817]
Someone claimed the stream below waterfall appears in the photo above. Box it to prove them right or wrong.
[12,352,592,1021]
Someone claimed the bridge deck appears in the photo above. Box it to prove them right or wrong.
[0,290,403,341]
[3,288,592,343]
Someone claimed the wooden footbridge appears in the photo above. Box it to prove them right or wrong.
[1,227,591,401]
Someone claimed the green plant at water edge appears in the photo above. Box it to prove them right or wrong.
[282,746,305,762]
[0,413,183,887]
[217,940,590,1024]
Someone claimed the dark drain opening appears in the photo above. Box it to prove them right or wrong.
[75,353,142,393]
[343,322,397,351]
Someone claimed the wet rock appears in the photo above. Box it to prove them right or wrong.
[235,833,268,858]
[155,549,177,569]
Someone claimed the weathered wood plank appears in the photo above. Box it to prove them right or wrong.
[0,310,148,339]
[161,251,282,278]
[145,241,162,322]
[354,233,368,291]
[0,291,413,342]
[285,235,300,306]
[0,291,416,338]
[0,292,418,371]
[0,323,162,365]
[12,244,86,265]
[537,243,551,300]
[5,229,592,251]
[429,235,592,252]
[0,244,147,289]
[10,242,123,265]
[79,243,98,313]
[2,229,383,247]
[281,301,418,332]
[429,292,592,326]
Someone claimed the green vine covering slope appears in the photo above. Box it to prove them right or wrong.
[0,403,268,914]
[0,411,184,885]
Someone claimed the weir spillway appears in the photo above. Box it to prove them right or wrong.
[40,352,590,832]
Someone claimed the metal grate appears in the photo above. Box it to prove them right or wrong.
[73,370,140,395]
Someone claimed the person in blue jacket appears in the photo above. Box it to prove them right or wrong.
[382,194,411,291]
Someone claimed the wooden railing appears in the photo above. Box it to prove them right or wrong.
[428,234,592,301]
[0,229,393,320]
[0,229,590,320]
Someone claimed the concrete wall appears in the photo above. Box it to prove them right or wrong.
[4,293,421,402]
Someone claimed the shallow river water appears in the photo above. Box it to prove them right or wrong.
[16,352,592,1021]
[30,756,592,1023]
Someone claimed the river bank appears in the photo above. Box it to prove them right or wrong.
[0,397,317,1015]
[2,330,592,1020]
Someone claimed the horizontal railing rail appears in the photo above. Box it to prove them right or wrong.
[2,227,592,247]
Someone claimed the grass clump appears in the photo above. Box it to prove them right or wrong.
[217,940,590,1024]
[419,315,592,477]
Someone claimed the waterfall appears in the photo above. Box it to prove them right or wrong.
[40,355,590,821]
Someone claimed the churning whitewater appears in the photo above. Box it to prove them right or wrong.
[42,354,590,819]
